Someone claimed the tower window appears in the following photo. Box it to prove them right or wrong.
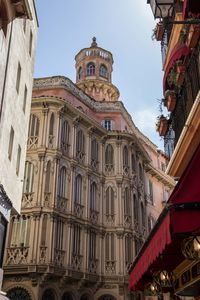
[87,62,95,76]
[100,64,108,78]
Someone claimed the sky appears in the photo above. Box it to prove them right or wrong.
[34,0,165,149]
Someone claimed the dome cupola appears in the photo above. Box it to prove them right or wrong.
[75,37,119,101]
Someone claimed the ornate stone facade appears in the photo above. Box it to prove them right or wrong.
[2,40,174,300]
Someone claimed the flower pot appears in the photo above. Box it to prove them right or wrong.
[158,117,168,136]
[176,64,186,86]
[156,22,164,41]
[165,91,176,112]
[186,24,200,49]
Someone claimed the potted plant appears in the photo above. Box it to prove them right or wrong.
[164,90,176,112]
[175,60,186,87]
[156,115,168,136]
[152,22,164,41]
[186,24,200,48]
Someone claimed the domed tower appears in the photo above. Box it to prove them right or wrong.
[75,37,120,101]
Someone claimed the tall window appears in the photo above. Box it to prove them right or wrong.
[78,67,83,80]
[8,126,14,160]
[49,113,54,147]
[72,224,81,255]
[133,194,138,222]
[87,62,95,76]
[45,161,51,193]
[141,202,145,227]
[105,144,114,166]
[74,174,82,204]
[29,30,33,56]
[89,230,96,259]
[57,166,67,198]
[41,214,48,246]
[23,85,27,113]
[76,129,85,161]
[55,219,64,250]
[10,216,31,247]
[125,235,132,265]
[100,64,108,78]
[106,187,114,216]
[105,233,115,261]
[23,161,34,193]
[28,114,39,148]
[139,163,143,181]
[90,182,97,211]
[149,180,154,204]
[124,187,130,216]
[16,145,21,175]
[131,154,136,172]
[60,120,70,154]
[123,145,129,173]
[91,138,98,168]
[16,62,21,93]
[103,120,112,131]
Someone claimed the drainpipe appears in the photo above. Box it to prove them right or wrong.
[0,21,14,127]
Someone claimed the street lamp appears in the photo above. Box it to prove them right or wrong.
[147,0,174,19]
[182,235,200,260]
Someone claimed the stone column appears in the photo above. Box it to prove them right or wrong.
[116,138,122,175]
[116,181,123,226]
[116,231,124,275]
[41,104,49,147]
[36,153,45,207]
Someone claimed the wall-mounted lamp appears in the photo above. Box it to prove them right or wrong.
[153,270,176,288]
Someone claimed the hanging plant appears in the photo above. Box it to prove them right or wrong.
[156,115,168,136]
[175,60,186,87]
[152,22,164,41]
[164,90,176,112]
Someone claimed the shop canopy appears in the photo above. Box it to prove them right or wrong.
[129,144,200,291]
[183,0,200,19]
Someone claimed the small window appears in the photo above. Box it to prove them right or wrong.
[8,126,14,160]
[103,120,112,131]
[23,19,26,32]
[87,62,95,76]
[161,162,166,172]
[16,62,21,93]
[149,180,154,204]
[99,64,108,78]
[23,85,27,113]
[16,145,21,175]
[78,67,83,80]
[29,30,33,56]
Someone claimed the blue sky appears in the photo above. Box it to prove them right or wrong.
[34,0,165,149]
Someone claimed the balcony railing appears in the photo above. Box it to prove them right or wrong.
[89,209,99,224]
[74,203,84,218]
[54,249,65,267]
[88,258,98,273]
[21,192,34,208]
[105,260,116,274]
[6,246,29,265]
[71,253,83,271]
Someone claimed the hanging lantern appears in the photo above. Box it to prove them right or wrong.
[147,0,174,19]
[153,270,176,288]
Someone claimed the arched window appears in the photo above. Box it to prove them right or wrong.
[45,161,51,193]
[28,114,39,148]
[124,187,130,216]
[90,182,97,211]
[123,145,129,174]
[105,144,114,168]
[74,174,82,204]
[42,289,56,300]
[106,186,114,221]
[91,138,99,169]
[76,129,85,162]
[78,67,83,80]
[61,120,70,154]
[7,287,31,300]
[99,295,116,300]
[131,153,136,172]
[139,163,143,181]
[99,64,108,78]
[87,62,95,76]
[80,294,90,300]
[49,113,54,147]
[57,166,67,198]
[23,161,34,193]
[105,233,115,261]
[125,234,133,265]
[0,1,9,36]
[72,224,81,255]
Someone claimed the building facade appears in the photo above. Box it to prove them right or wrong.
[2,39,174,300]
[0,0,38,292]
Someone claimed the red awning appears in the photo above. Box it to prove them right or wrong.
[128,212,171,291]
[129,143,200,291]
[163,43,191,90]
